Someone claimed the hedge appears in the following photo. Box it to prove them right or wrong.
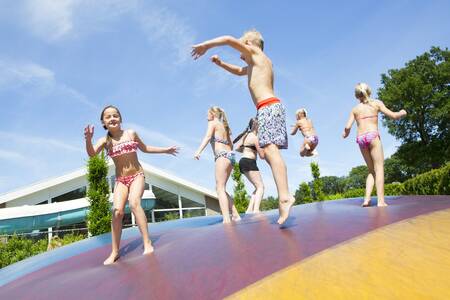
[0,233,86,269]
[324,163,450,200]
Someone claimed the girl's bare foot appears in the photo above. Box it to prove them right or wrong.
[223,217,232,224]
[103,252,120,265]
[362,199,371,207]
[143,245,154,255]
[277,196,295,225]
[232,214,241,221]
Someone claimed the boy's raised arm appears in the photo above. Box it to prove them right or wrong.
[191,35,252,60]
[211,55,247,76]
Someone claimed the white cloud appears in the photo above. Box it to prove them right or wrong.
[17,1,196,63]
[23,0,77,41]
[0,60,54,90]
[0,59,96,108]
[136,4,196,64]
[0,131,82,152]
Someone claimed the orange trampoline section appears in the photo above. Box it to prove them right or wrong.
[229,209,450,299]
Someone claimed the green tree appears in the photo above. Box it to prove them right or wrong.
[260,196,279,211]
[378,46,450,175]
[321,176,346,195]
[231,163,249,213]
[294,182,313,204]
[86,151,111,236]
[384,155,410,183]
[345,165,368,189]
[310,162,325,201]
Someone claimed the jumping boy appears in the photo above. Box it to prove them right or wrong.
[191,29,295,225]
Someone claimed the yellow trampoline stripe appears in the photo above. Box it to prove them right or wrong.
[228,209,450,300]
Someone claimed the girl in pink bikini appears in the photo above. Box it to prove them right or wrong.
[84,105,178,265]
[343,83,407,207]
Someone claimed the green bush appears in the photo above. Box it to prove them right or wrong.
[260,196,278,211]
[310,162,325,201]
[295,182,313,204]
[402,163,450,195]
[232,164,249,213]
[86,151,111,236]
[0,233,87,268]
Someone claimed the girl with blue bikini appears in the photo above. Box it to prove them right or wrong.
[194,106,241,223]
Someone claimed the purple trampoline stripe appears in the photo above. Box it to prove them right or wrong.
[1,196,450,300]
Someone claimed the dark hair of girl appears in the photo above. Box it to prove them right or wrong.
[233,118,256,144]
[100,105,122,137]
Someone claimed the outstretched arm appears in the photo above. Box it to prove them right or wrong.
[342,111,355,138]
[133,131,179,155]
[290,123,299,135]
[194,122,215,160]
[377,100,407,120]
[191,35,252,60]
[211,55,247,76]
[84,125,106,157]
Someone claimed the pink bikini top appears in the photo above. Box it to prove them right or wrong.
[108,140,139,158]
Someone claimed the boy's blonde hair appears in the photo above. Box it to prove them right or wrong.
[354,83,372,103]
[241,29,264,50]
[296,108,307,118]
[209,106,232,137]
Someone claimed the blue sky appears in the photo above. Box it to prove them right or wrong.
[0,0,449,196]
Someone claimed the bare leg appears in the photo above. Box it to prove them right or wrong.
[244,170,264,213]
[104,182,128,265]
[263,144,295,225]
[227,192,241,221]
[246,193,255,213]
[360,147,375,207]
[128,175,154,255]
[215,158,233,223]
[370,138,387,206]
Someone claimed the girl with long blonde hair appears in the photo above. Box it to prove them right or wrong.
[195,107,241,223]
[343,83,407,207]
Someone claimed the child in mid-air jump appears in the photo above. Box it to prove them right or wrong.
[290,108,319,157]
[343,83,407,207]
[85,105,178,265]
[191,29,295,225]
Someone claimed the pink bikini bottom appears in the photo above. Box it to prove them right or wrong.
[116,172,144,188]
[356,131,379,149]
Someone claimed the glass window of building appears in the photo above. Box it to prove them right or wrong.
[181,196,204,208]
[182,209,206,218]
[51,187,86,203]
[152,186,179,209]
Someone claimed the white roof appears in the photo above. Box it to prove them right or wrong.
[0,161,217,205]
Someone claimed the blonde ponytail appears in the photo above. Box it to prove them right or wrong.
[209,106,232,139]
[354,82,372,103]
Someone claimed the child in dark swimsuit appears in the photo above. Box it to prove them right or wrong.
[343,83,407,207]
[233,118,265,213]
[194,107,241,223]
[85,105,178,265]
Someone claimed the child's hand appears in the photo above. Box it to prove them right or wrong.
[211,55,222,65]
[398,109,407,118]
[84,125,94,140]
[191,43,208,60]
[342,128,350,138]
[194,152,201,160]
[166,146,179,156]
